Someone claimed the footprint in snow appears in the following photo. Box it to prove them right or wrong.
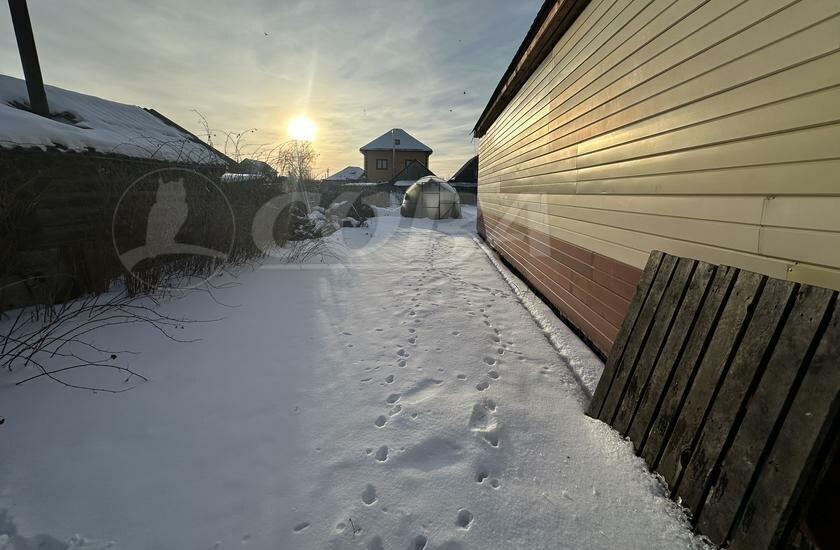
[413,534,428,549]
[362,484,378,505]
[483,357,497,366]
[293,522,310,533]
[385,375,395,383]
[375,415,387,428]
[398,359,407,367]
[455,509,474,530]
[456,374,467,380]
[375,445,389,462]
[386,393,401,404]
[488,370,499,379]
[476,381,489,391]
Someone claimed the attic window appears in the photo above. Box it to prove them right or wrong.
[394,139,400,145]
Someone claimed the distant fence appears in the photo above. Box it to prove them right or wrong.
[304,181,393,209]
[587,250,839,549]
[0,151,286,312]
[306,181,476,209]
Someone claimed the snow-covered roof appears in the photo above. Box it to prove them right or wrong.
[220,173,265,182]
[0,74,225,164]
[393,180,416,187]
[325,165,365,181]
[360,128,432,154]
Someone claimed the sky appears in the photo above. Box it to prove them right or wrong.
[0,0,542,179]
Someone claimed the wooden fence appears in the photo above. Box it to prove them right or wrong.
[587,251,838,549]
[0,151,284,311]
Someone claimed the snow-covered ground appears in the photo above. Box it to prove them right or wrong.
[0,207,706,550]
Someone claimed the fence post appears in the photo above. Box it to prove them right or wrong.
[8,0,50,117]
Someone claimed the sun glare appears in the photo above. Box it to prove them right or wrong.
[288,115,316,141]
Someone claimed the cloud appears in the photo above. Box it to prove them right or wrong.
[0,0,541,178]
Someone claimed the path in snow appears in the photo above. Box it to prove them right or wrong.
[0,207,706,550]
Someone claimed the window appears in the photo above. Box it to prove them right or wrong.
[376,158,388,170]
[405,159,415,168]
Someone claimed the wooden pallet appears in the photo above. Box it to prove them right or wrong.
[587,251,839,549]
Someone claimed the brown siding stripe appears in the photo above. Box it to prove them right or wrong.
[484,218,629,327]
[482,208,642,354]
[483,208,639,299]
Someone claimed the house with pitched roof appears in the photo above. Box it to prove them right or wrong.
[360,128,432,183]
[325,165,365,182]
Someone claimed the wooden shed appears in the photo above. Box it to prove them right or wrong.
[473,0,840,356]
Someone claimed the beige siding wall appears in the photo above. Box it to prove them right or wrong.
[363,151,430,182]
[479,0,840,291]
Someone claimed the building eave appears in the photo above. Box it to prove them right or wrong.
[472,0,590,138]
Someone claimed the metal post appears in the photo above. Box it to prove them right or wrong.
[8,0,49,117]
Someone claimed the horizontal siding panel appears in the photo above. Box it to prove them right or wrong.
[484,0,627,151]
[481,194,761,253]
[571,158,840,196]
[759,226,840,268]
[482,201,826,282]
[487,193,766,225]
[762,196,840,232]
[483,4,840,175]
[574,87,840,170]
[485,0,751,159]
[486,50,840,181]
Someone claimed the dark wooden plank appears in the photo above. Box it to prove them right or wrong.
[612,258,697,436]
[642,265,737,467]
[702,288,837,548]
[656,270,764,486]
[587,250,664,418]
[598,254,679,423]
[628,261,716,453]
[676,277,797,520]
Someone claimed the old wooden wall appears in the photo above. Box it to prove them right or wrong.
[0,151,278,311]
[587,250,839,549]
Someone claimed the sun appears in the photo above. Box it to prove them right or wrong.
[288,115,316,141]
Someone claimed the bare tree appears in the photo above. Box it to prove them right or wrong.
[276,140,318,184]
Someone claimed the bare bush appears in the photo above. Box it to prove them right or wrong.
[0,285,222,393]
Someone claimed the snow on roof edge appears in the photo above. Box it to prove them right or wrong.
[0,74,225,165]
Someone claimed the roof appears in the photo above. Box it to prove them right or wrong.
[473,0,591,138]
[449,155,478,184]
[325,166,365,181]
[235,158,277,176]
[390,159,435,185]
[0,73,227,164]
[360,128,432,154]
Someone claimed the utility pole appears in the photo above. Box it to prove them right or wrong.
[8,0,49,117]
